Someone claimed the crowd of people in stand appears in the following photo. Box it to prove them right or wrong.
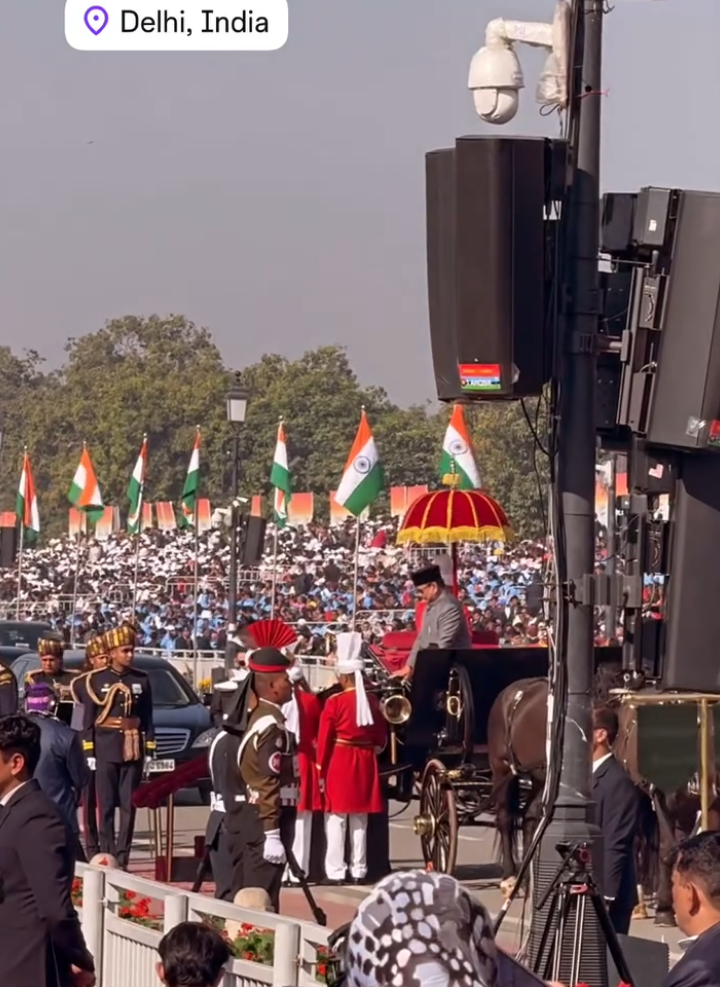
[3,518,625,654]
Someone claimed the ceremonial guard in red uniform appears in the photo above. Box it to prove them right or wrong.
[317,632,386,884]
[70,634,109,858]
[283,664,322,883]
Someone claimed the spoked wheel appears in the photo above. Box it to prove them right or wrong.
[453,663,476,759]
[413,758,459,874]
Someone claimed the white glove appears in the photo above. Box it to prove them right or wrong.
[263,829,286,865]
[87,758,96,771]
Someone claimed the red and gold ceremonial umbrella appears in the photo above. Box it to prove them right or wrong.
[396,482,511,593]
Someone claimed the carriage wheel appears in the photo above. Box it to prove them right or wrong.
[414,758,459,875]
[453,663,476,758]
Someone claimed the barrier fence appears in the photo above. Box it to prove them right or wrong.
[76,863,328,987]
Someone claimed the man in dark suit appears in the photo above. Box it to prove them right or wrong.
[592,703,641,935]
[25,684,90,861]
[664,831,720,987]
[0,714,96,987]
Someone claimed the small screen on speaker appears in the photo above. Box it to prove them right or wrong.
[458,363,502,392]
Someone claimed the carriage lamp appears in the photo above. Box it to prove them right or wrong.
[225,373,249,671]
[225,375,248,424]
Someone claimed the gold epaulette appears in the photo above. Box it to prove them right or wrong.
[25,669,42,685]
[0,669,13,685]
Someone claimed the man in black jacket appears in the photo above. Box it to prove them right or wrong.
[592,703,641,935]
[0,715,96,987]
[26,684,90,861]
[664,831,720,987]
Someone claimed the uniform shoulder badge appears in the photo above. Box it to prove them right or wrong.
[0,670,12,683]
[267,751,282,775]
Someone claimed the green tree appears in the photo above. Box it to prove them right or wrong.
[24,315,232,533]
[467,400,549,538]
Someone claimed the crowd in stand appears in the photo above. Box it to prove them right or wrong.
[3,517,623,654]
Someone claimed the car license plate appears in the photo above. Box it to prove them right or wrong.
[149,759,175,772]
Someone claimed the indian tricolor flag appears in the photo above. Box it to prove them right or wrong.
[127,436,148,535]
[439,405,481,489]
[68,445,104,522]
[16,450,40,543]
[180,429,201,527]
[270,421,292,528]
[335,408,384,517]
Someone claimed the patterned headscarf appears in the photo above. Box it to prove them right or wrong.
[345,870,497,987]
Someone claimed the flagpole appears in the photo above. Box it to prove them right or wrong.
[131,434,147,616]
[70,529,83,648]
[351,515,361,630]
[270,524,279,618]
[15,522,24,620]
[193,425,201,671]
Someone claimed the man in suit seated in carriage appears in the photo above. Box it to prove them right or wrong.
[394,565,471,681]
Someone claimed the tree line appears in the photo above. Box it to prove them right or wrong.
[0,315,548,537]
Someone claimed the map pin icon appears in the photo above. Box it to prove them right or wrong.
[84,5,109,35]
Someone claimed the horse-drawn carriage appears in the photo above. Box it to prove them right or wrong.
[365,641,627,877]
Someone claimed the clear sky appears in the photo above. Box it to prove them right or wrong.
[1,1,716,405]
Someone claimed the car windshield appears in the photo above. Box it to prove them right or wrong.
[0,624,52,649]
[146,667,196,707]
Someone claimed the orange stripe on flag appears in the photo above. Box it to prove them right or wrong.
[341,409,372,473]
[288,492,314,526]
[68,508,87,537]
[155,502,177,531]
[196,498,212,533]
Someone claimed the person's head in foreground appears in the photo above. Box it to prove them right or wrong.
[344,870,497,987]
[0,715,41,799]
[157,922,231,987]
[670,831,720,939]
[591,704,618,761]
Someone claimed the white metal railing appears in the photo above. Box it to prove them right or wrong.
[76,864,328,987]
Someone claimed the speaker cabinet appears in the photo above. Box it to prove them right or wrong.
[0,527,18,569]
[241,515,267,567]
[425,149,460,401]
[644,190,720,450]
[662,454,720,690]
[425,136,561,402]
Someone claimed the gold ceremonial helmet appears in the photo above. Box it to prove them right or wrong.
[101,623,137,652]
[37,635,65,659]
[85,635,107,660]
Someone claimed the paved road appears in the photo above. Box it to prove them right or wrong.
[129,793,687,963]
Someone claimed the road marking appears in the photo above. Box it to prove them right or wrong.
[390,820,491,843]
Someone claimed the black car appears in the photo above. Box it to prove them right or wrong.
[13,652,213,799]
[0,620,56,666]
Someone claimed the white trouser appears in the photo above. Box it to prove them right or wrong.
[287,810,313,883]
[324,812,368,880]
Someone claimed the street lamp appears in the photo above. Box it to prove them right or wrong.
[225,374,249,671]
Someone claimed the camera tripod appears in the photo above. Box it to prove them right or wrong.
[530,841,635,987]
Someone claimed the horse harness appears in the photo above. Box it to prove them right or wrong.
[504,682,546,777]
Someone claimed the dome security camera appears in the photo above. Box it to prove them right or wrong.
[468,40,524,125]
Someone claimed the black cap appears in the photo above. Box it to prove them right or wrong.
[223,648,292,736]
[411,564,443,588]
[247,647,292,674]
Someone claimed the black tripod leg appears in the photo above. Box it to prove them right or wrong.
[590,892,635,987]
[191,848,211,893]
[284,845,327,927]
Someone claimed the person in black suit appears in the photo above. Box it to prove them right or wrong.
[664,831,720,987]
[0,714,96,987]
[25,684,90,862]
[591,703,640,935]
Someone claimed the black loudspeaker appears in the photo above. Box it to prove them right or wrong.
[453,135,555,399]
[526,576,544,617]
[241,515,267,567]
[662,455,720,690]
[0,527,18,569]
[425,149,460,401]
[425,136,561,402]
[644,190,720,450]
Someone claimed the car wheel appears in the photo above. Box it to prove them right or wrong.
[197,781,212,806]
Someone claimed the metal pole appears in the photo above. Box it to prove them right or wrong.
[604,453,617,638]
[528,3,608,985]
[225,433,240,672]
